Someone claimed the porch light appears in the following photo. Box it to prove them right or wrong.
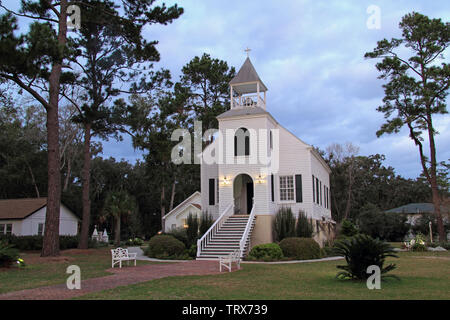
[222,176,231,185]
[255,174,266,184]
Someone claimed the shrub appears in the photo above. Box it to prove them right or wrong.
[296,210,314,238]
[273,207,296,242]
[0,235,98,250]
[410,233,427,252]
[0,240,20,268]
[279,237,321,260]
[188,244,197,258]
[333,234,398,280]
[186,213,199,247]
[166,228,189,247]
[144,235,185,259]
[199,211,214,237]
[340,219,359,238]
[248,243,284,261]
[357,203,409,241]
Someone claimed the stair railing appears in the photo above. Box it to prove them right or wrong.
[197,202,234,257]
[239,203,256,258]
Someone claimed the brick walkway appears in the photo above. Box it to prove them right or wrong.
[0,260,235,300]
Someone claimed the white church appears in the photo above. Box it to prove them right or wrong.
[162,56,335,259]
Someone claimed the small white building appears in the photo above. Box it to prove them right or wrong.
[0,198,80,236]
[162,192,202,231]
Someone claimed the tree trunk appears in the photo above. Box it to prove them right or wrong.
[78,123,92,249]
[115,214,121,247]
[169,179,176,212]
[26,162,40,198]
[41,0,68,257]
[161,184,165,232]
[343,159,354,220]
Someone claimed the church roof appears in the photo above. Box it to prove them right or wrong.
[217,106,269,119]
[230,57,267,93]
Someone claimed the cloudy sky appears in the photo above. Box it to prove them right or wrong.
[3,0,450,178]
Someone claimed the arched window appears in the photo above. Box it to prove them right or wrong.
[234,127,250,156]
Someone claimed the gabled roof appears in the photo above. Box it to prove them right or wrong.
[230,57,268,93]
[0,198,47,220]
[386,203,437,214]
[162,191,201,220]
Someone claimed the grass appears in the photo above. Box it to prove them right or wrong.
[77,251,450,300]
[0,247,150,294]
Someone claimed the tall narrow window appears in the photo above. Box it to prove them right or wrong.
[312,175,315,203]
[280,176,294,201]
[269,131,273,149]
[320,181,322,206]
[316,177,320,205]
[234,128,250,156]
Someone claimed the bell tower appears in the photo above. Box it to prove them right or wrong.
[229,51,268,110]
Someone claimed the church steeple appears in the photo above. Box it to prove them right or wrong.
[229,55,267,110]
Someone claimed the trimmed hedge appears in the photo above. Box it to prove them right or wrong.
[0,235,98,251]
[144,235,186,259]
[279,237,321,260]
[248,243,284,261]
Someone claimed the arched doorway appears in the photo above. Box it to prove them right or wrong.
[233,173,254,215]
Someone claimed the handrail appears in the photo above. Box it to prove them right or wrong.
[239,203,256,258]
[197,202,234,257]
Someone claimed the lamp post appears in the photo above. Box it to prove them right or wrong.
[429,221,433,244]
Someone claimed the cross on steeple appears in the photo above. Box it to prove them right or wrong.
[244,47,251,57]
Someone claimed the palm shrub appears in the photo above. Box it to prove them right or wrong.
[186,213,199,247]
[0,240,20,268]
[199,211,214,237]
[333,234,398,280]
[273,207,296,242]
[296,210,314,238]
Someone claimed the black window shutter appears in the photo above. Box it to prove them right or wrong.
[245,135,250,156]
[271,174,274,202]
[312,175,315,203]
[234,136,237,156]
[295,174,302,203]
[209,179,215,205]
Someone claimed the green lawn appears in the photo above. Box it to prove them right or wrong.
[0,247,150,294]
[77,251,450,300]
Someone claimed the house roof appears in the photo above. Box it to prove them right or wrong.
[386,203,437,214]
[217,106,269,119]
[230,58,268,93]
[0,198,47,220]
[162,191,201,220]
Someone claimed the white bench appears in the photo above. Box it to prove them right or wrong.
[219,249,241,272]
[111,247,137,268]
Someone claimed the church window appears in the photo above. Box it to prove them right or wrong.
[279,176,294,201]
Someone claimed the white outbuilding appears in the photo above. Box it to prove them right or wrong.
[0,198,80,236]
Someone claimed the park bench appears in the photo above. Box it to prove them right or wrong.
[111,247,137,268]
[219,249,241,272]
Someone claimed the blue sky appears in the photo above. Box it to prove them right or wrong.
[2,0,450,178]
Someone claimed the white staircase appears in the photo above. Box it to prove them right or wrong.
[197,214,256,260]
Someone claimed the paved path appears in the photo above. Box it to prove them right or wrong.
[127,246,190,263]
[0,260,228,300]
